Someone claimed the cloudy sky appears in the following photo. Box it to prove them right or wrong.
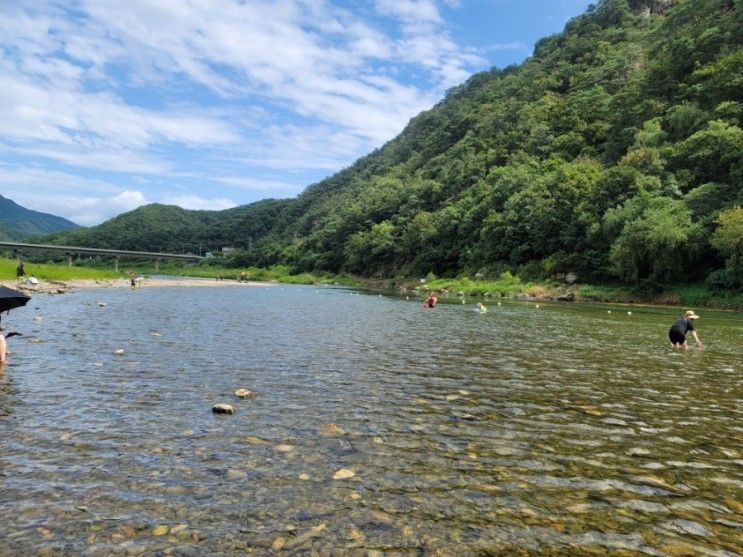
[1,0,591,226]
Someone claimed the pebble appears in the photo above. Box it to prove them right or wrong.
[333,468,355,480]
[299,473,310,481]
[234,388,256,398]
[98,302,106,307]
[212,403,235,414]
[226,469,246,480]
[319,423,344,436]
[274,444,294,452]
[153,525,169,536]
[243,436,268,445]
[113,349,125,355]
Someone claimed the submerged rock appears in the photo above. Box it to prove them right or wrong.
[234,388,256,398]
[319,423,344,437]
[212,403,236,414]
[333,468,355,480]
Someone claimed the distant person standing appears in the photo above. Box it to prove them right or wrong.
[129,270,136,288]
[669,310,702,349]
[15,262,24,278]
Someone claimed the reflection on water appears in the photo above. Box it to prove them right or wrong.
[0,285,741,555]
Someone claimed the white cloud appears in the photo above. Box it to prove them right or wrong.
[21,190,148,227]
[374,0,443,25]
[0,0,494,222]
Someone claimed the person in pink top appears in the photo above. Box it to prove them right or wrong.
[422,291,437,308]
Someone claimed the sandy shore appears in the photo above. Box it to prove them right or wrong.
[0,277,274,295]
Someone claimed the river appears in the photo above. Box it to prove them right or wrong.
[0,284,741,555]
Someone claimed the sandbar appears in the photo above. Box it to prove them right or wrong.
[0,277,273,295]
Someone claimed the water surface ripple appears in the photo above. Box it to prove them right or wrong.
[0,285,741,556]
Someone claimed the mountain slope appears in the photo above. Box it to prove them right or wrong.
[0,195,80,240]
[41,0,743,287]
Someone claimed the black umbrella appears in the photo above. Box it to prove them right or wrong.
[0,286,31,316]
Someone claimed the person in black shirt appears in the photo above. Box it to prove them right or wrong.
[669,310,702,349]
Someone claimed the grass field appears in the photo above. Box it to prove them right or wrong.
[0,258,121,281]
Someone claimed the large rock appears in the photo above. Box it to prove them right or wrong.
[212,403,235,414]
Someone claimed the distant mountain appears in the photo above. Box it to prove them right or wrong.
[41,199,292,254]
[0,195,80,240]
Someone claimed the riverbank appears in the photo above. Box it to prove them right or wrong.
[0,276,273,295]
[380,275,743,310]
[2,255,740,308]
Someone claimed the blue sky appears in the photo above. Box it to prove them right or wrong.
[0,0,591,225]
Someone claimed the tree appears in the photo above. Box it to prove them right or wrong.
[605,194,703,283]
[710,206,743,287]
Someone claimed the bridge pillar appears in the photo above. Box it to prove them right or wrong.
[66,253,73,266]
[155,258,160,272]
[114,256,119,272]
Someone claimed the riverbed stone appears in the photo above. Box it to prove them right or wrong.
[226,469,246,480]
[234,388,256,398]
[212,403,235,414]
[152,525,169,536]
[319,423,344,436]
[333,468,355,480]
[243,436,268,445]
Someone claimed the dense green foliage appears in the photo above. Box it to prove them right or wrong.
[41,0,742,292]
[0,195,79,240]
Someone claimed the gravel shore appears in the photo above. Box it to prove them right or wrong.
[0,277,273,295]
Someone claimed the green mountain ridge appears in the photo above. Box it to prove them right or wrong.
[0,194,80,240]
[41,0,743,289]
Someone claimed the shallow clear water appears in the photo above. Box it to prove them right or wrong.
[0,285,741,556]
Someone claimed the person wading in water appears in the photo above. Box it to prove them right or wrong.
[668,310,703,349]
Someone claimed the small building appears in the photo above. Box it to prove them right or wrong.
[222,247,236,256]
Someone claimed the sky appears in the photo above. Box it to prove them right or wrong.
[0,0,592,226]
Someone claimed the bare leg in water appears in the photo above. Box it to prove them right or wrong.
[0,335,6,364]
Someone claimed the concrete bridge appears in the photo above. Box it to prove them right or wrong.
[0,241,204,272]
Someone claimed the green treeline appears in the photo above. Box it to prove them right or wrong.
[42,0,743,292]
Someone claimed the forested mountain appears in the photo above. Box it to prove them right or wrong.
[0,194,79,240]
[41,199,292,254]
[43,0,743,288]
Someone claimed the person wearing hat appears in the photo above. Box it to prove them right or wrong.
[668,310,702,349]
